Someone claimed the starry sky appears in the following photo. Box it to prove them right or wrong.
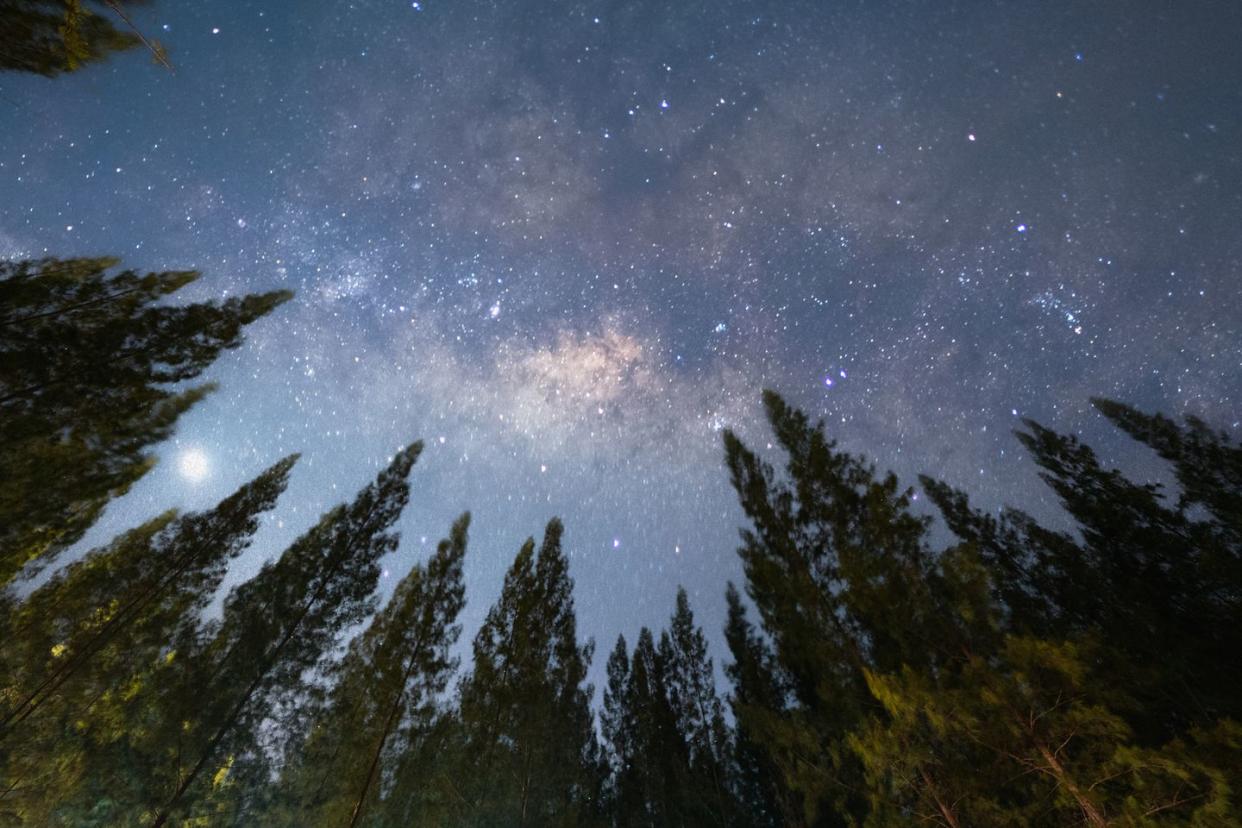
[3,0,1240,681]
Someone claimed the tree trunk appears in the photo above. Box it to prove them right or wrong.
[918,766,961,828]
[348,629,427,828]
[1035,740,1108,828]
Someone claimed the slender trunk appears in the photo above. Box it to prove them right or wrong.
[518,746,533,828]
[102,0,174,72]
[0,769,26,801]
[1034,740,1108,827]
[918,766,961,828]
[150,643,283,828]
[962,643,1108,828]
[347,629,428,828]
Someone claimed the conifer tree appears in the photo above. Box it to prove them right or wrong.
[601,627,690,827]
[724,391,1242,826]
[722,583,793,828]
[270,512,470,827]
[659,587,733,826]
[0,0,140,76]
[601,634,633,813]
[456,519,598,827]
[58,443,423,827]
[0,256,292,585]
[922,398,1242,739]
[720,390,942,824]
[0,454,297,825]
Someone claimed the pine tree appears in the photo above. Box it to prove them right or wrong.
[659,587,733,826]
[270,512,470,827]
[720,390,942,825]
[0,454,297,825]
[600,627,690,827]
[601,634,632,816]
[0,256,292,585]
[722,582,794,828]
[0,0,140,76]
[922,399,1242,740]
[456,519,598,827]
[722,391,1242,825]
[53,443,423,826]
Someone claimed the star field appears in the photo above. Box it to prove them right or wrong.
[2,0,1240,678]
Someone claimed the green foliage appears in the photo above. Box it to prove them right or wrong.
[0,256,292,585]
[454,518,599,827]
[269,512,470,827]
[65,443,422,826]
[0,0,141,77]
[722,390,1242,827]
[2,286,1238,828]
[0,454,297,826]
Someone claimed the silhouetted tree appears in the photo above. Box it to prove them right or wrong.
[725,391,1242,826]
[601,628,689,826]
[456,519,598,827]
[720,390,942,824]
[922,398,1242,740]
[659,587,733,825]
[116,443,421,827]
[722,582,793,828]
[0,256,291,585]
[0,454,297,825]
[268,513,470,827]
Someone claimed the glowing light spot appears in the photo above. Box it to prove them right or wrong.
[177,448,210,483]
[613,538,621,549]
[967,133,976,142]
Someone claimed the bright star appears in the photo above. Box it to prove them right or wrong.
[177,448,210,483]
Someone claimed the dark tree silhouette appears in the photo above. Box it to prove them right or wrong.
[267,513,470,827]
[0,256,291,585]
[455,519,599,827]
[0,455,297,824]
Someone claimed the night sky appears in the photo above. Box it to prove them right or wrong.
[3,1,1240,680]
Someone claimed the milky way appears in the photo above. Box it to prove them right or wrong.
[2,0,1240,679]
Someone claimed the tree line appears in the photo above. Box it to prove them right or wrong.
[1,256,1239,826]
